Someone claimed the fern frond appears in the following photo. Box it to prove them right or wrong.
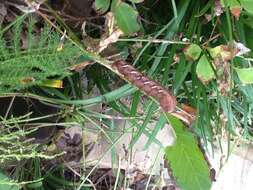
[0,16,82,93]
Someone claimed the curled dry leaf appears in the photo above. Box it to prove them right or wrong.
[69,61,94,72]
[171,104,197,126]
[99,29,123,52]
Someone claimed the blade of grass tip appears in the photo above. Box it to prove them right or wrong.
[202,88,215,150]
[171,0,178,18]
[186,2,201,39]
[39,87,69,100]
[129,91,141,163]
[195,0,212,17]
[108,118,118,174]
[235,17,246,44]
[173,55,192,94]
[67,75,77,98]
[219,96,235,160]
[130,91,141,117]
[162,45,176,86]
[133,18,176,66]
[132,0,190,68]
[143,114,167,150]
[148,0,191,76]
[182,81,193,103]
[113,155,121,190]
[196,87,209,145]
[223,0,233,41]
[190,63,199,106]
[129,101,157,148]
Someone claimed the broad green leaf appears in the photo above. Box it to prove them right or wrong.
[184,44,202,61]
[196,54,215,84]
[165,116,211,190]
[0,171,19,190]
[112,2,140,34]
[241,0,253,14]
[234,67,253,84]
[94,0,110,14]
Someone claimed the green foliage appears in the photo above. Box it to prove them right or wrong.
[196,55,215,83]
[184,44,202,61]
[0,16,82,93]
[235,67,253,84]
[94,0,110,14]
[241,0,253,14]
[1,0,253,189]
[221,0,253,14]
[112,1,140,35]
[0,171,18,190]
[94,0,141,34]
[165,115,211,190]
[0,114,62,162]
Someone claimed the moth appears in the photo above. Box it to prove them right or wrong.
[112,60,177,113]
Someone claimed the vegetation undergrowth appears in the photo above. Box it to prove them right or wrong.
[0,0,253,190]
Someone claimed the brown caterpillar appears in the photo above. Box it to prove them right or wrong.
[112,60,177,113]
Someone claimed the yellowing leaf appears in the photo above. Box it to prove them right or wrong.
[20,77,35,84]
[165,115,212,190]
[234,67,253,84]
[208,45,236,61]
[39,80,63,88]
[196,55,215,84]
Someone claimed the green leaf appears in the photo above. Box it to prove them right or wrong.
[241,0,253,14]
[112,1,140,34]
[128,0,144,3]
[94,0,111,14]
[0,171,19,190]
[221,0,241,7]
[165,115,211,190]
[196,54,215,84]
[184,44,202,61]
[234,67,253,84]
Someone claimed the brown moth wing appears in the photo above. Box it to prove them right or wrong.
[112,60,177,113]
